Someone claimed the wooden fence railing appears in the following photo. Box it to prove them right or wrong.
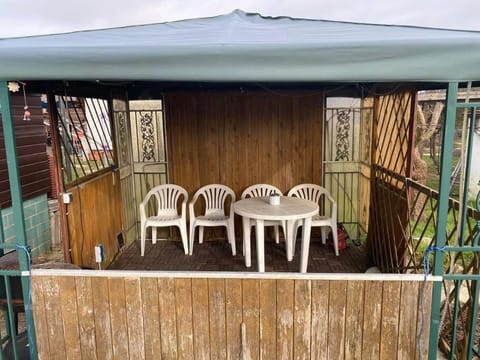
[31,271,436,360]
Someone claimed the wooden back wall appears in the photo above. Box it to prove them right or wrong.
[165,90,324,197]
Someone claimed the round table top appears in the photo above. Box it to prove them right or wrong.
[233,196,318,221]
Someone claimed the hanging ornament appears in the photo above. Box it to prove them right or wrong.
[21,82,31,121]
[23,106,31,121]
[7,81,20,92]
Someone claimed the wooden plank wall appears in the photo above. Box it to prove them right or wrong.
[65,172,123,268]
[165,91,324,198]
[0,93,50,207]
[32,274,432,360]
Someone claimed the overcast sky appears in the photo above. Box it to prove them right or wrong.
[1,0,480,38]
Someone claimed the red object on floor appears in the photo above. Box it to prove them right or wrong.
[337,229,348,251]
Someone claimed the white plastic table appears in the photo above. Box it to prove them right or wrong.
[233,196,318,273]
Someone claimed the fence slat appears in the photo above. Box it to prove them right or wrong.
[75,277,97,360]
[125,277,145,360]
[31,277,50,359]
[58,276,81,359]
[362,281,382,360]
[242,279,259,360]
[311,280,329,359]
[380,281,401,359]
[225,279,242,360]
[294,279,311,359]
[108,277,129,359]
[141,278,161,360]
[328,280,347,359]
[276,279,294,360]
[191,278,210,360]
[158,278,177,359]
[345,280,364,359]
[175,278,194,360]
[209,278,227,359]
[417,281,432,360]
[43,276,66,359]
[259,279,276,359]
[398,281,419,360]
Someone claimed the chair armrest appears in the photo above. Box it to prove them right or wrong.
[324,192,337,219]
[189,193,200,221]
[139,202,146,221]
[180,196,188,217]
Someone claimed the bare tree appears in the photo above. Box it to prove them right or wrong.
[413,101,444,184]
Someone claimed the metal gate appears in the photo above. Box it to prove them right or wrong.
[113,98,136,246]
[129,100,169,236]
[323,97,373,241]
[428,83,480,360]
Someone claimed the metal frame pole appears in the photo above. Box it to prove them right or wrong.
[427,82,458,359]
[0,81,38,359]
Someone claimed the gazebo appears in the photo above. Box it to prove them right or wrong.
[1,10,479,359]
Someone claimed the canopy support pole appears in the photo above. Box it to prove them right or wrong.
[0,81,38,359]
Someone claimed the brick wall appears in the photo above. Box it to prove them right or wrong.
[1,194,51,257]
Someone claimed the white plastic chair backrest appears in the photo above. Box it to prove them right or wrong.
[195,184,235,216]
[241,184,283,199]
[287,184,335,215]
[142,184,188,218]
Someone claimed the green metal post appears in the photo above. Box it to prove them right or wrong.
[458,106,476,246]
[427,82,458,360]
[0,81,38,359]
[0,206,4,257]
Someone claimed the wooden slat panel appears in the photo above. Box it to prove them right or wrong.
[379,281,401,359]
[75,276,97,360]
[158,278,178,359]
[165,91,324,238]
[125,277,145,359]
[91,277,113,359]
[225,278,242,360]
[311,280,329,359]
[259,279,276,359]
[243,279,260,360]
[277,279,294,360]
[175,278,194,360]
[191,278,211,360]
[31,276,51,359]
[345,280,364,359]
[67,171,123,268]
[43,276,66,359]
[31,276,431,360]
[0,93,50,208]
[141,278,161,359]
[362,281,383,359]
[328,280,347,359]
[398,281,419,360]
[58,276,81,359]
[209,279,227,359]
[294,279,312,359]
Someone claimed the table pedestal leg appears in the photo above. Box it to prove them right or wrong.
[286,220,295,261]
[242,217,251,267]
[300,217,312,273]
[255,219,265,272]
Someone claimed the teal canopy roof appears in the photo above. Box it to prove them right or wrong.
[1,10,480,82]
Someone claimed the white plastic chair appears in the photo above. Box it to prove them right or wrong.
[287,184,339,256]
[189,184,236,256]
[139,184,189,256]
[241,184,286,250]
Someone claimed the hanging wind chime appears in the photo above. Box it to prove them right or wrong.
[21,82,31,121]
[6,81,31,121]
